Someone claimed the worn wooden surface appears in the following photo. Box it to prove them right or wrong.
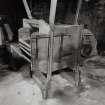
[31,25,82,73]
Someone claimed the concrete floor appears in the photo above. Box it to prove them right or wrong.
[0,66,105,105]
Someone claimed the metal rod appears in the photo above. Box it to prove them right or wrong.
[44,0,58,99]
[22,0,33,19]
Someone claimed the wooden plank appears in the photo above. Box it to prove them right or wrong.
[19,43,31,52]
[29,25,83,73]
[19,39,31,49]
[31,32,71,39]
[20,46,31,56]
[55,25,82,36]
[23,18,40,28]
[74,0,83,24]
[31,25,82,38]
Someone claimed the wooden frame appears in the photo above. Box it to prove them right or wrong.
[21,0,83,98]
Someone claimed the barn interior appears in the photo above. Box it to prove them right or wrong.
[0,0,105,105]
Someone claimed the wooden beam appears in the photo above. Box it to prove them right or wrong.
[0,27,3,45]
[74,0,83,24]
[4,24,14,42]
[22,0,33,19]
[23,18,40,28]
[10,44,30,62]
[44,0,58,99]
[49,0,57,25]
[19,39,30,49]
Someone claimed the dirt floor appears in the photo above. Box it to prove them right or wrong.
[0,64,105,105]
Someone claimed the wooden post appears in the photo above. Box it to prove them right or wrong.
[44,0,58,99]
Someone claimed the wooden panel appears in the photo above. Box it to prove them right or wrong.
[31,25,83,73]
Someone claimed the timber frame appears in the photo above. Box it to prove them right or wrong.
[20,0,83,99]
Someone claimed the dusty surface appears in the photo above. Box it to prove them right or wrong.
[0,56,105,105]
[0,72,43,105]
